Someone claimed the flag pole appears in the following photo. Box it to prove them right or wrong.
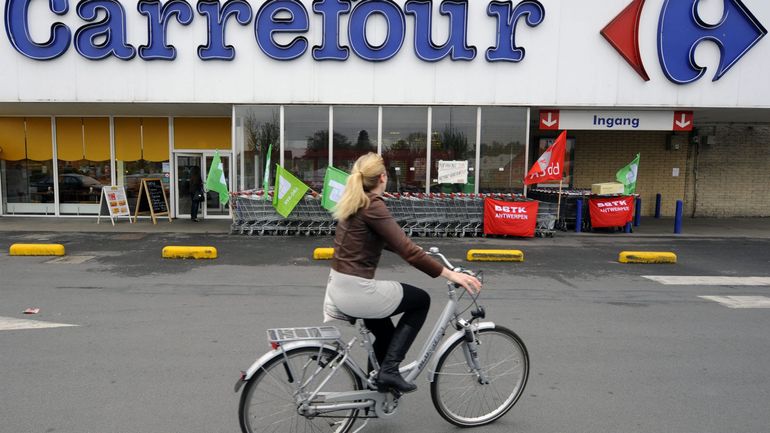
[556,179,563,221]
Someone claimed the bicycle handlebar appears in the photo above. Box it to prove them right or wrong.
[427,247,477,278]
[427,247,456,270]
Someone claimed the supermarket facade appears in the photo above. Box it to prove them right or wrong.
[0,0,768,220]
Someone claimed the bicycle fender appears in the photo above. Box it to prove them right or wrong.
[426,321,496,383]
[235,341,339,392]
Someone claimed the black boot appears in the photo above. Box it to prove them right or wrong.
[376,324,419,393]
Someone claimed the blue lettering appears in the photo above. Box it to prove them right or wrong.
[312,0,351,61]
[75,0,135,60]
[405,0,475,62]
[486,0,544,62]
[348,0,405,61]
[4,0,71,60]
[658,0,767,84]
[197,0,252,60]
[137,0,193,60]
[256,0,309,61]
[592,115,641,129]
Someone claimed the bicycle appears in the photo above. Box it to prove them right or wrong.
[234,247,529,432]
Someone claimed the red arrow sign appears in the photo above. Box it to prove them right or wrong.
[540,110,560,130]
[672,111,693,131]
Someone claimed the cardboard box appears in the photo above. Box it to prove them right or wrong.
[591,182,625,195]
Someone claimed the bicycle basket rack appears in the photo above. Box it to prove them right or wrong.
[267,326,342,344]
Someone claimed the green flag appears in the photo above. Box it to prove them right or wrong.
[205,150,229,205]
[616,153,640,195]
[321,166,350,212]
[262,143,272,201]
[273,165,309,217]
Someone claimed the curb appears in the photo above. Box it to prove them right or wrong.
[313,248,334,260]
[162,246,218,259]
[619,251,677,264]
[466,249,524,262]
[9,243,66,256]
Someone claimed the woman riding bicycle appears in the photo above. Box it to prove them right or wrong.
[323,153,481,394]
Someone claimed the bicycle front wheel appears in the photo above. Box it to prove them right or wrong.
[430,326,529,427]
[239,346,362,433]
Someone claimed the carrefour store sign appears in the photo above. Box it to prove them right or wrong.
[1,0,768,107]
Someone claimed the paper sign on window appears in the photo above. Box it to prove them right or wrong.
[437,161,468,184]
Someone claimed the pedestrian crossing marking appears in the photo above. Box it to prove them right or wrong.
[644,276,770,286]
[0,316,78,331]
[699,296,770,309]
[45,255,95,264]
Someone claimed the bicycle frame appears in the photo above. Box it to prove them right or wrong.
[236,280,496,419]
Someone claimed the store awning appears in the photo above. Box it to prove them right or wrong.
[115,117,142,162]
[83,117,110,161]
[25,117,53,161]
[174,118,230,150]
[56,118,84,162]
[56,117,111,161]
[142,117,169,162]
[0,118,27,161]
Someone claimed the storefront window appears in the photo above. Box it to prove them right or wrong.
[0,117,55,213]
[430,107,477,193]
[479,107,528,193]
[382,107,428,193]
[284,106,329,191]
[235,106,279,192]
[55,117,111,214]
[332,106,378,172]
[115,117,170,210]
[1,160,55,207]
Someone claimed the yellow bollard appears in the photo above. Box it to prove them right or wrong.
[9,244,65,256]
[162,246,218,259]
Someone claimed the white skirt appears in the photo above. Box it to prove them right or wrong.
[323,269,403,323]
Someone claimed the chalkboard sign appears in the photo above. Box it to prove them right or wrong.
[134,178,172,224]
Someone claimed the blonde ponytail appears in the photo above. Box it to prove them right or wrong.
[333,153,385,221]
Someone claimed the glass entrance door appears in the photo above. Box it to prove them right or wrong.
[174,152,231,220]
[204,153,230,217]
[175,154,201,220]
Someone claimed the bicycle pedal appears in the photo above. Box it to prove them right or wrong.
[376,385,404,398]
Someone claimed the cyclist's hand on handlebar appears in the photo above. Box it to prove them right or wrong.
[441,268,482,295]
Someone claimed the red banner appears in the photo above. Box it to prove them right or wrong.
[524,130,567,185]
[483,199,539,237]
[589,196,634,228]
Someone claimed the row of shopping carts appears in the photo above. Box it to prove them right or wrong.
[230,191,334,236]
[229,191,558,237]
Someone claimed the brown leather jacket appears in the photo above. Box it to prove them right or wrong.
[332,193,443,280]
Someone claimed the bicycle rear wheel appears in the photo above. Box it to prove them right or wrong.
[239,346,362,433]
[430,326,529,427]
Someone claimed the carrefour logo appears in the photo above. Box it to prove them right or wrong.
[3,0,545,62]
[602,0,767,84]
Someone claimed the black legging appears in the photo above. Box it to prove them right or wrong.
[364,283,430,365]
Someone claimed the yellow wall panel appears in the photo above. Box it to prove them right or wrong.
[174,118,230,150]
[142,117,169,162]
[56,118,84,162]
[25,117,53,161]
[0,118,27,160]
[115,118,142,162]
[83,117,110,161]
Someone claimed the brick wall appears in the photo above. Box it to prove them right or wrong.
[570,131,689,217]
[688,124,770,217]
